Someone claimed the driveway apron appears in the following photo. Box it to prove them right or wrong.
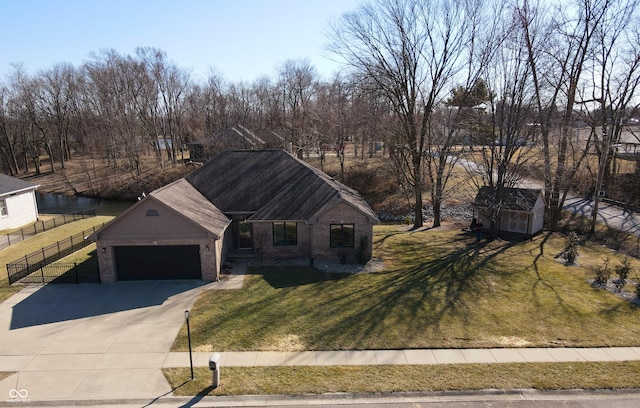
[0,280,205,401]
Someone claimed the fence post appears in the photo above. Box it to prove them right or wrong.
[74,262,79,283]
[53,218,56,228]
[70,235,74,251]
[40,262,45,285]
[6,265,12,285]
[41,248,46,264]
[21,227,24,240]
[6,233,10,246]
[57,241,61,259]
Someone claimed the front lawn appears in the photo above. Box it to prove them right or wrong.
[173,224,640,352]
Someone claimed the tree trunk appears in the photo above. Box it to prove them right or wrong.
[432,197,441,228]
[412,154,423,229]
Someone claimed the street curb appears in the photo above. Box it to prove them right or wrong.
[4,388,640,407]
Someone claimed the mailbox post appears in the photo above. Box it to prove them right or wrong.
[209,353,221,388]
[185,310,193,380]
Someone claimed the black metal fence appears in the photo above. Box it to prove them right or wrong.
[0,209,96,250]
[6,223,106,285]
[8,262,100,284]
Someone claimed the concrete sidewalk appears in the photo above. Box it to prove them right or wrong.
[162,346,640,368]
[4,346,640,373]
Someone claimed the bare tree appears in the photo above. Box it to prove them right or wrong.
[519,0,611,230]
[38,63,78,170]
[475,16,541,236]
[277,59,317,158]
[84,50,146,175]
[136,47,191,167]
[0,81,21,175]
[330,0,476,228]
[586,0,640,232]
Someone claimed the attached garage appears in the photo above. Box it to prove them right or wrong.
[114,245,201,281]
[95,179,231,283]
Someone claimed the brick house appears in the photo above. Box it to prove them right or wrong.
[96,150,379,282]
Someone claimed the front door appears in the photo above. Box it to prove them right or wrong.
[235,221,253,249]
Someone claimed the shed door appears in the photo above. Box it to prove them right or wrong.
[507,212,529,234]
[115,245,201,280]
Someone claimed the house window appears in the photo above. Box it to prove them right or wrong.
[330,224,354,247]
[0,199,6,217]
[273,222,297,246]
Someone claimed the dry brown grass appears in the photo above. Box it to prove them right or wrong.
[164,362,640,396]
[20,152,193,201]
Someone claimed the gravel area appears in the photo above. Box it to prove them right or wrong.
[377,204,474,223]
[313,257,386,274]
[589,279,640,306]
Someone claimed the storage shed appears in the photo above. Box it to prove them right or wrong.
[473,186,545,238]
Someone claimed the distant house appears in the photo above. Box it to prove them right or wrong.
[0,173,40,231]
[472,186,545,237]
[96,150,379,283]
[188,126,285,162]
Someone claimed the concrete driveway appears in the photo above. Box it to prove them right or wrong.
[0,280,206,402]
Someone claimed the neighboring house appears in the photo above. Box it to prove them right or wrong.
[96,150,379,283]
[188,126,285,162]
[472,186,545,237]
[0,173,40,230]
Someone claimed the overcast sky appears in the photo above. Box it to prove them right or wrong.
[1,0,364,83]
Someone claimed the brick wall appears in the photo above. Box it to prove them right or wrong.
[250,202,374,264]
[252,221,312,259]
[311,201,373,263]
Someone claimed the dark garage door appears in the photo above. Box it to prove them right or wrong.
[115,245,201,280]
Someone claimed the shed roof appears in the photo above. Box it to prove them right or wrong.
[0,173,39,196]
[473,186,543,212]
[185,150,378,223]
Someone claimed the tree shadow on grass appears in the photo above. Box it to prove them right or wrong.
[255,266,350,289]
[304,237,518,349]
[187,234,520,351]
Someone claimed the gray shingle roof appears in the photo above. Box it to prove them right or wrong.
[150,179,231,238]
[0,173,39,196]
[185,150,378,223]
[473,186,543,211]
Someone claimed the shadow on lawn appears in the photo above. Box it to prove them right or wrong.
[188,233,521,351]
[530,231,578,315]
[303,236,519,349]
[257,267,350,289]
